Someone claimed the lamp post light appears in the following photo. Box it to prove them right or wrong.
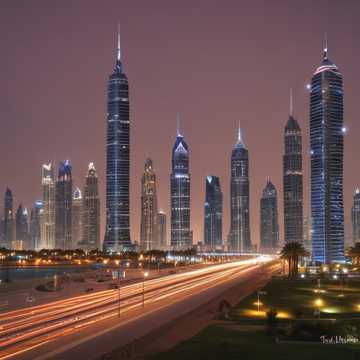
[142,271,149,308]
[118,269,125,318]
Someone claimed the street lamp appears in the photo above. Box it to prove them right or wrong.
[118,269,125,318]
[142,271,149,308]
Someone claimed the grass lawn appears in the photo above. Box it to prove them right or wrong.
[153,324,360,360]
[152,278,360,360]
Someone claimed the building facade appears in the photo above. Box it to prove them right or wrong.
[41,163,56,249]
[103,30,131,252]
[260,179,279,252]
[81,163,100,251]
[15,204,29,249]
[283,108,303,243]
[30,201,43,250]
[204,176,223,249]
[72,187,83,249]
[170,127,192,248]
[2,188,14,249]
[157,211,167,248]
[55,160,73,249]
[310,47,344,263]
[352,189,360,244]
[229,127,251,252]
[140,159,158,251]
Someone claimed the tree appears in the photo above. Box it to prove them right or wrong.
[280,242,309,278]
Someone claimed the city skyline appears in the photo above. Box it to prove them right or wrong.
[1,0,360,248]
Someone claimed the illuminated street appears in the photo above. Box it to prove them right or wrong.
[0,257,278,360]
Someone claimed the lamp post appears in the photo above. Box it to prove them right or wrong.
[142,271,149,308]
[118,269,125,318]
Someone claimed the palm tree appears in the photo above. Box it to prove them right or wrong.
[280,242,309,278]
[347,242,360,265]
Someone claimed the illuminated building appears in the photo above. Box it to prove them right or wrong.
[41,162,55,249]
[55,160,72,249]
[157,210,167,248]
[2,188,14,249]
[72,187,83,249]
[260,179,279,252]
[204,176,223,249]
[283,92,303,243]
[310,45,344,263]
[140,159,158,251]
[80,163,100,250]
[30,201,43,250]
[352,188,360,244]
[170,121,192,248]
[15,204,29,249]
[103,27,131,252]
[229,126,251,252]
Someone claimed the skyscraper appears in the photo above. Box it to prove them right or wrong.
[140,159,158,251]
[310,45,344,263]
[260,179,279,252]
[55,160,72,249]
[30,201,43,250]
[229,127,251,252]
[157,210,167,248]
[41,163,55,249]
[204,176,223,249]
[81,163,100,251]
[15,204,29,249]
[72,187,83,248]
[283,93,303,244]
[2,188,14,249]
[103,28,131,252]
[170,123,192,248]
[352,189,360,244]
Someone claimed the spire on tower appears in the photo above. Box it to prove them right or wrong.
[323,32,328,60]
[290,88,293,116]
[117,22,121,62]
[176,112,182,137]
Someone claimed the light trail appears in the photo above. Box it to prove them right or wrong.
[0,256,278,360]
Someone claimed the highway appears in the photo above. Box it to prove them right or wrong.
[0,256,278,360]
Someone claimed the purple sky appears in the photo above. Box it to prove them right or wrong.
[1,0,360,246]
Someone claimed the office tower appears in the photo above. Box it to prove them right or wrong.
[283,93,303,243]
[2,188,14,249]
[260,179,279,252]
[352,189,360,244]
[30,201,43,250]
[72,187,83,249]
[15,204,29,249]
[157,210,167,248]
[41,163,56,249]
[204,176,223,249]
[310,45,344,263]
[55,160,72,249]
[103,28,131,252]
[81,163,100,251]
[170,124,192,248]
[229,127,251,252]
[140,159,158,251]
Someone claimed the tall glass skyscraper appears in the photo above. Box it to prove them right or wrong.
[140,159,158,251]
[55,160,72,249]
[157,210,167,248]
[81,163,100,251]
[41,163,55,249]
[103,29,131,252]
[352,189,360,244]
[283,97,303,243]
[204,176,223,249]
[170,126,192,248]
[72,187,83,248]
[229,127,251,252]
[30,200,43,250]
[2,188,14,249]
[310,46,344,263]
[260,179,279,252]
[15,204,29,249]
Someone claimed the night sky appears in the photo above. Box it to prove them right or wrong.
[1,0,360,247]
